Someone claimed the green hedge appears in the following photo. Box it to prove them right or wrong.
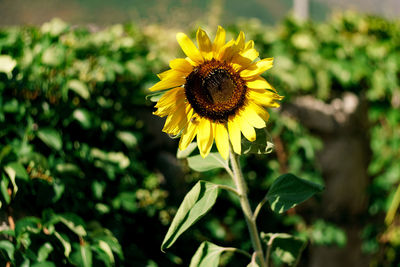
[0,19,174,266]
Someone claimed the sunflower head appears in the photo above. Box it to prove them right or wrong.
[150,26,283,160]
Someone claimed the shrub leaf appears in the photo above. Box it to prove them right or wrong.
[189,241,225,267]
[267,173,323,213]
[161,181,219,251]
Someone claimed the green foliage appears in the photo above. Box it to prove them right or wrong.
[308,220,347,247]
[266,173,324,214]
[261,233,306,266]
[0,18,169,266]
[161,181,219,251]
[189,242,225,267]
[241,128,275,155]
[166,145,321,265]
[187,153,227,172]
[234,13,400,264]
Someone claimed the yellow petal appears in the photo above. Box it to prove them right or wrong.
[154,87,185,116]
[246,76,273,89]
[197,28,213,60]
[240,48,259,62]
[235,31,245,50]
[217,39,237,61]
[169,58,193,74]
[239,115,256,142]
[155,87,184,107]
[197,118,214,158]
[244,40,254,50]
[228,118,241,154]
[215,123,229,160]
[179,115,199,151]
[157,69,175,80]
[162,103,188,135]
[240,58,274,79]
[242,105,266,129]
[176,32,204,64]
[154,97,186,116]
[213,26,226,55]
[249,89,283,108]
[230,38,259,71]
[149,73,186,91]
[185,57,198,66]
[248,101,270,122]
[231,55,252,72]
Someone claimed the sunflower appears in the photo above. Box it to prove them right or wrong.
[150,26,283,159]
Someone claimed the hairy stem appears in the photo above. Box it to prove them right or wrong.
[229,144,266,267]
[217,184,240,196]
[253,195,268,221]
[265,233,279,267]
[223,247,252,259]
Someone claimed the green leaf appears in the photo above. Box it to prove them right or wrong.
[3,99,19,113]
[161,181,219,251]
[116,131,138,148]
[44,211,87,237]
[73,109,92,129]
[0,229,14,237]
[112,192,137,212]
[37,128,62,151]
[146,90,166,102]
[42,46,65,67]
[55,163,84,178]
[177,142,197,159]
[1,173,10,204]
[5,162,29,180]
[0,55,17,78]
[67,80,90,99]
[15,217,41,237]
[97,240,115,265]
[54,232,71,257]
[261,233,306,266]
[189,242,225,267]
[89,227,123,260]
[41,18,68,36]
[309,220,347,247]
[0,240,15,261]
[187,153,226,172]
[57,213,87,237]
[31,262,56,267]
[90,148,130,169]
[4,165,18,196]
[71,243,92,267]
[247,261,260,267]
[267,174,323,214]
[37,242,54,262]
[0,145,12,163]
[242,128,274,155]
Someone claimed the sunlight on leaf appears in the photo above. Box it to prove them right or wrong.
[187,153,226,172]
[267,174,324,214]
[161,181,219,251]
[189,241,225,267]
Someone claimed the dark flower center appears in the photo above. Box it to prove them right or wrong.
[184,59,247,123]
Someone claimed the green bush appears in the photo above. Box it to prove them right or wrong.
[0,19,173,266]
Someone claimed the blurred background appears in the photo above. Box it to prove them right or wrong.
[1,0,400,26]
[0,0,399,266]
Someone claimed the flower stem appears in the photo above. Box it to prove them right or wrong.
[229,144,266,267]
[217,184,240,196]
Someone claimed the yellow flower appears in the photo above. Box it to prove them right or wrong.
[150,26,283,160]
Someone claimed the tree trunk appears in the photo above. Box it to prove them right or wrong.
[282,92,371,267]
